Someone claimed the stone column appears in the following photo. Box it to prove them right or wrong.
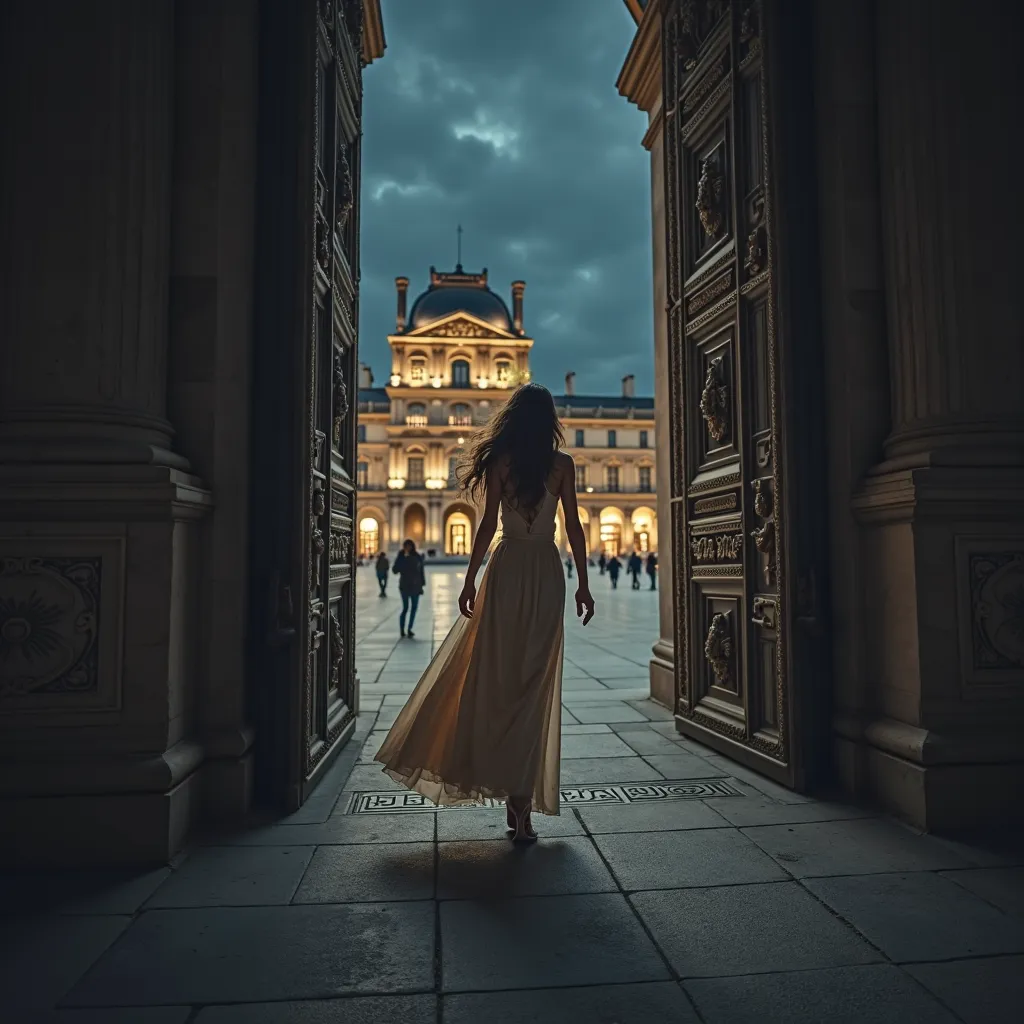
[850,0,1024,829]
[388,498,403,552]
[427,499,443,547]
[0,1,212,865]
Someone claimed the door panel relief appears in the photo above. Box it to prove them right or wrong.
[663,0,803,782]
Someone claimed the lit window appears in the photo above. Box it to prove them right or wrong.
[606,466,620,492]
[406,456,425,488]
[409,359,427,385]
[448,403,472,427]
[575,463,587,489]
[639,466,651,492]
[405,403,427,427]
[495,360,512,385]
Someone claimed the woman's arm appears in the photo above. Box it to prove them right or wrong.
[458,462,502,618]
[560,454,595,625]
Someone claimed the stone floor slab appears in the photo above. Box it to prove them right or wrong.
[560,723,612,735]
[444,981,699,1023]
[741,818,973,877]
[293,842,434,904]
[440,893,669,992]
[940,866,1024,918]
[705,796,874,828]
[193,994,438,1023]
[640,754,731,779]
[213,813,435,846]
[611,726,690,756]
[558,756,664,785]
[804,871,1024,962]
[906,955,1024,1024]
[145,846,313,908]
[632,882,879,978]
[686,964,959,1023]
[438,835,616,899]
[0,868,170,917]
[34,1010,192,1024]
[595,827,788,890]
[0,914,131,1013]
[560,732,636,759]
[576,799,729,834]
[65,903,435,1005]
[568,704,649,724]
[435,807,585,842]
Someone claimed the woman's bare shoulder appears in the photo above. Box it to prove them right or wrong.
[555,449,575,468]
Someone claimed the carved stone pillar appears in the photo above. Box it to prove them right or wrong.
[850,0,1024,829]
[0,2,181,467]
[427,499,443,547]
[617,0,674,707]
[0,2,212,865]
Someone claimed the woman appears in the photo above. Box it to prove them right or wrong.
[392,539,425,638]
[375,384,595,841]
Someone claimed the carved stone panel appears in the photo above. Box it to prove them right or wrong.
[955,537,1024,692]
[0,536,125,714]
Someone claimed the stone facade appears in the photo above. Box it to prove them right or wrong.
[356,270,658,563]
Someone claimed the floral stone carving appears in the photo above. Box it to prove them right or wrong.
[704,611,733,688]
[0,556,101,697]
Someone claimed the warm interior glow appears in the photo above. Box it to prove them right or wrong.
[389,374,401,387]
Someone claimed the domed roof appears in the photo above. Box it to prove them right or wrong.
[405,265,513,333]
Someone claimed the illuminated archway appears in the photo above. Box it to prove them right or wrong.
[443,503,475,556]
[631,505,657,554]
[358,516,380,559]
[599,506,625,557]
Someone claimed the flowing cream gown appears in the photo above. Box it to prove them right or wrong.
[374,486,564,815]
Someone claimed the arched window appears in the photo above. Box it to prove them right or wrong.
[405,402,427,427]
[495,358,512,385]
[409,357,427,385]
[449,402,471,426]
[451,359,471,388]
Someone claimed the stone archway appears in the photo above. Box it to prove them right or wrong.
[443,502,476,556]
[599,506,625,557]
[403,503,427,547]
[631,505,657,554]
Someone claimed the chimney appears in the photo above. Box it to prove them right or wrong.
[622,374,635,399]
[565,371,576,397]
[511,280,525,333]
[359,363,373,389]
[395,276,409,331]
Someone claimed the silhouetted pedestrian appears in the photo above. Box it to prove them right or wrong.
[646,551,658,590]
[628,552,643,590]
[607,555,621,589]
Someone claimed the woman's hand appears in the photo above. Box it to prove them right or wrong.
[458,581,477,619]
[575,587,595,626]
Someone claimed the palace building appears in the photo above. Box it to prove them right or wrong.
[356,268,657,562]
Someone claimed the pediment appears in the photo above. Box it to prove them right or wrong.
[403,312,514,340]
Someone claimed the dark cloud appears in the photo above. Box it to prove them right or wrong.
[359,0,653,397]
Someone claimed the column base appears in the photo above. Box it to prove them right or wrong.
[834,715,1024,831]
[650,638,675,709]
[0,463,212,866]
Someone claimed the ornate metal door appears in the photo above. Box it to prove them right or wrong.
[252,0,365,808]
[662,0,830,788]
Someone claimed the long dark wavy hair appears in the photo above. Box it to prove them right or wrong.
[459,383,564,510]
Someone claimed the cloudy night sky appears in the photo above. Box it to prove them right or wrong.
[358,0,653,398]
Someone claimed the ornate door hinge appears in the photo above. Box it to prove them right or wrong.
[268,571,297,648]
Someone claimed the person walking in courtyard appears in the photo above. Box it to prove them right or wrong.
[565,554,574,579]
[375,383,595,842]
[628,551,643,590]
[607,553,622,589]
[646,550,658,590]
[598,552,607,575]
[392,539,425,638]
[375,550,389,597]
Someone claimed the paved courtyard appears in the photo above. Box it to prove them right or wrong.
[3,565,1023,1022]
